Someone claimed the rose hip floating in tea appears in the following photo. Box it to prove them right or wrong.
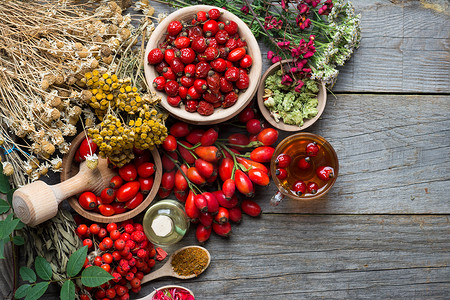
[270,133,339,204]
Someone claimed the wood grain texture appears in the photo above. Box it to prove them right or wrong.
[259,94,450,214]
[41,214,449,299]
[138,214,449,299]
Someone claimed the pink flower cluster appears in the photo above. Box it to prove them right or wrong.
[267,51,282,64]
[318,0,333,15]
[290,35,316,60]
[153,287,194,300]
[264,16,283,30]
[240,5,249,14]
[304,0,321,8]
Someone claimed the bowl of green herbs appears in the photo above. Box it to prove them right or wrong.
[257,60,327,131]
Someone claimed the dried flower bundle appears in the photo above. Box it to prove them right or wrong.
[0,0,164,186]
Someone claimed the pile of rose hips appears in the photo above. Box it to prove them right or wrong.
[76,220,156,300]
[148,8,252,116]
[75,139,156,216]
[275,142,335,196]
[158,104,278,242]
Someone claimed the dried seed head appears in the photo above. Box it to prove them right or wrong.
[41,79,50,90]
[50,96,62,107]
[58,90,70,98]
[90,58,99,69]
[77,49,89,59]
[55,73,65,85]
[80,90,93,103]
[120,28,131,40]
[2,162,13,176]
[42,141,56,155]
[51,157,63,172]
[103,55,113,64]
[74,42,83,51]
[92,35,103,43]
[66,76,77,85]
[39,164,49,176]
[56,41,65,49]
[108,24,119,35]
[51,108,61,120]
[30,157,40,169]
[100,46,112,57]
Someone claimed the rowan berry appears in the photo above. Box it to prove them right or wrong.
[89,223,101,235]
[106,223,117,232]
[76,224,88,236]
[82,238,93,249]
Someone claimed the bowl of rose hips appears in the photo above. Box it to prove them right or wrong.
[145,5,262,124]
[271,132,338,201]
[61,132,162,223]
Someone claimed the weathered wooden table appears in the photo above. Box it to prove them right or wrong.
[35,0,450,299]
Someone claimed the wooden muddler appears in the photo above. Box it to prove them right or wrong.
[12,158,115,227]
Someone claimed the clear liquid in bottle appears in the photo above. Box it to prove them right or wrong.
[143,199,189,246]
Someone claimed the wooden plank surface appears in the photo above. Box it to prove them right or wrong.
[15,0,450,299]
[259,94,450,214]
[139,214,450,299]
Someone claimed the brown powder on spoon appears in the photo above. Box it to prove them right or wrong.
[171,247,209,277]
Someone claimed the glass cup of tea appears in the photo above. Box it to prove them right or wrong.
[270,132,339,205]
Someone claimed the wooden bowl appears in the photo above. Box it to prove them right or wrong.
[144,5,262,125]
[61,132,162,223]
[257,60,327,131]
[140,285,194,300]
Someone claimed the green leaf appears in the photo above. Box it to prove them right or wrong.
[14,284,32,299]
[7,188,15,205]
[0,217,20,239]
[66,245,88,277]
[60,280,75,300]
[34,256,52,280]
[0,163,10,193]
[5,213,13,222]
[0,199,10,214]
[81,266,114,287]
[24,281,49,300]
[15,221,25,230]
[20,267,36,283]
[0,238,5,259]
[13,235,25,246]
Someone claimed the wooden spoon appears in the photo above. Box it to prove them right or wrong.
[141,246,211,284]
[12,157,115,227]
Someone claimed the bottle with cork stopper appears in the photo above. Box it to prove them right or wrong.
[142,199,189,246]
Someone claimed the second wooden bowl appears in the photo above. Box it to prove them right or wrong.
[61,132,162,223]
[257,60,327,131]
[144,5,262,125]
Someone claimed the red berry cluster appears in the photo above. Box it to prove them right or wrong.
[158,104,278,242]
[76,144,156,216]
[76,220,156,300]
[275,142,335,196]
[148,8,252,116]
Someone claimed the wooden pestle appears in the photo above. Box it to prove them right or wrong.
[13,157,116,227]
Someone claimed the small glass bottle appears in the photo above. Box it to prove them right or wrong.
[142,199,189,246]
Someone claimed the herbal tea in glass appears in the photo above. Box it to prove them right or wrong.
[270,133,339,201]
